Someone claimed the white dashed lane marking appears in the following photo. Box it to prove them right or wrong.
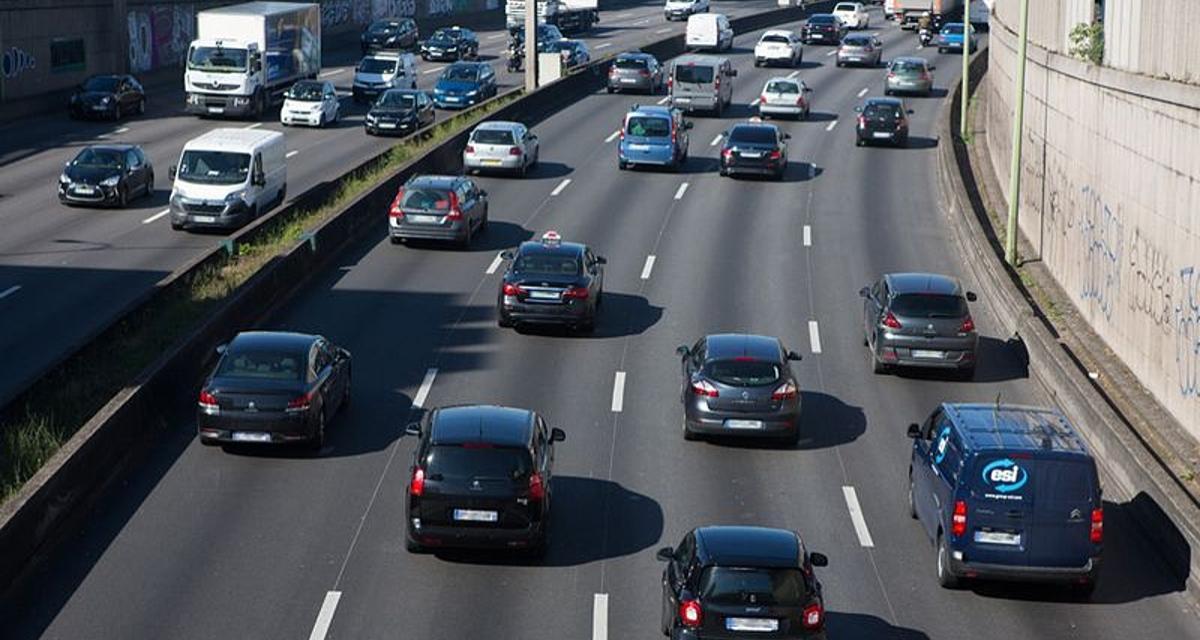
[243,122,262,129]
[803,224,812,246]
[605,130,620,143]
[857,87,869,98]
[826,119,838,132]
[640,255,656,280]
[412,368,438,409]
[593,593,609,640]
[710,134,722,146]
[422,66,445,75]
[611,371,626,412]
[486,252,505,274]
[308,591,342,640]
[287,150,300,158]
[551,178,572,196]
[142,208,170,224]
[319,68,345,77]
[808,320,822,354]
[673,182,689,200]
[843,486,876,547]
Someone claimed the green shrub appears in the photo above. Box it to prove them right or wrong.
[1069,21,1104,66]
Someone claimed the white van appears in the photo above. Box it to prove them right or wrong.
[168,128,287,231]
[352,51,418,103]
[686,13,733,51]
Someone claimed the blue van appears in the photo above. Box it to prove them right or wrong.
[617,104,692,171]
[906,403,1103,594]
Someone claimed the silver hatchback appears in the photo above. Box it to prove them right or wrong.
[860,273,979,377]
[885,56,935,96]
[836,33,882,67]
[463,121,540,177]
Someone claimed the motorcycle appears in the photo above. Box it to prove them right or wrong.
[918,27,933,48]
[506,44,524,72]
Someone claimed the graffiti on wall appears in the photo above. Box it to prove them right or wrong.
[1178,267,1200,398]
[427,0,456,17]
[373,0,418,18]
[1128,228,1175,332]
[322,0,371,28]
[1077,185,1124,323]
[2,47,36,79]
[128,5,195,73]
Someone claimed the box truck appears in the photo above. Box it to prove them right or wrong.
[894,0,961,29]
[506,0,599,34]
[185,2,321,119]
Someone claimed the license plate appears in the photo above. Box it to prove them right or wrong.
[453,509,499,522]
[628,144,650,151]
[975,530,1021,545]
[872,132,892,139]
[848,56,862,61]
[673,97,691,103]
[482,159,502,166]
[76,185,95,194]
[407,214,439,223]
[620,78,637,83]
[232,431,271,442]
[725,419,763,430]
[912,349,945,359]
[207,106,224,114]
[726,618,779,632]
[529,290,560,300]
[193,215,217,223]
[92,105,107,111]
[742,151,763,158]
[378,122,396,129]
[445,96,460,102]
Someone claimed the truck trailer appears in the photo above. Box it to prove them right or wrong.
[506,0,600,34]
[893,0,962,29]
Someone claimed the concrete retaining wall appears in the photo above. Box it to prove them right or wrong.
[984,1,1200,441]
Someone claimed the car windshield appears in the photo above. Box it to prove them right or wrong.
[82,76,120,92]
[188,46,247,72]
[359,58,397,74]
[432,29,464,41]
[625,116,671,137]
[761,34,790,44]
[809,15,836,24]
[472,129,515,144]
[369,20,403,33]
[674,64,713,83]
[377,92,417,108]
[729,126,777,145]
[892,59,926,72]
[705,359,781,386]
[425,445,532,481]
[863,103,902,118]
[401,187,453,212]
[73,148,124,168]
[765,80,799,94]
[834,3,857,11]
[514,253,582,276]
[287,82,324,100]
[177,150,250,185]
[698,567,808,606]
[216,350,304,381]
[615,58,648,70]
[890,293,967,318]
[442,65,479,81]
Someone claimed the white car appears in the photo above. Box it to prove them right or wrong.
[280,80,340,128]
[754,30,803,67]
[665,0,709,21]
[832,2,869,29]
[463,121,540,177]
[758,76,812,119]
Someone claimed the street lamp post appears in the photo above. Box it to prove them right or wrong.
[960,0,970,139]
[525,0,537,91]
[1005,0,1030,266]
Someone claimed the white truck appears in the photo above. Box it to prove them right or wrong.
[506,0,599,34]
[894,0,962,29]
[185,2,321,119]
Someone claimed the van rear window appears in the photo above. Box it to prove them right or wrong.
[970,456,1094,503]
[674,65,714,84]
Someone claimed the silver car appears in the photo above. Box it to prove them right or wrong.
[885,56,935,96]
[758,77,812,119]
[607,52,665,94]
[836,33,882,67]
[463,121,540,177]
[860,272,979,377]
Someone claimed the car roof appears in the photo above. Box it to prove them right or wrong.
[229,331,317,354]
[761,29,794,38]
[943,404,1091,456]
[703,334,783,361]
[517,239,587,256]
[731,122,779,133]
[627,105,673,118]
[616,51,653,60]
[891,56,929,65]
[674,53,726,66]
[407,174,463,188]
[475,120,522,131]
[696,526,800,568]
[83,143,139,153]
[429,405,534,447]
[885,272,962,295]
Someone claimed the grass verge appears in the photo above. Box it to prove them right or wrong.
[0,91,522,501]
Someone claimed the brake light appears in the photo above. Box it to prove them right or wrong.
[721,148,733,159]
[286,391,312,413]
[691,380,719,397]
[509,146,523,156]
[198,390,218,410]
[796,94,805,106]
[760,93,768,103]
[445,190,462,221]
[951,499,968,538]
[389,188,405,219]
[503,282,525,296]
[960,315,975,333]
[563,286,589,300]
[713,76,720,95]
[857,115,867,128]
[529,472,546,501]
[887,72,896,79]
[667,76,673,91]
[679,600,702,628]
[801,602,824,630]
[883,311,902,329]
[465,145,475,154]
[1090,507,1103,544]
[768,150,782,160]
[920,71,931,81]
[639,69,650,77]
[409,467,426,496]
[772,381,797,400]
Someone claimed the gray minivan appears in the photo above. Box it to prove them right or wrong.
[669,55,736,116]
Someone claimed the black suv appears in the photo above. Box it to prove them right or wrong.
[657,526,829,639]
[404,405,565,555]
[361,18,419,54]
[497,231,606,333]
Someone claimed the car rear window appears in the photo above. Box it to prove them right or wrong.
[834,3,856,11]
[943,24,965,34]
[728,126,777,145]
[765,80,800,94]
[863,103,901,119]
[626,116,671,137]
[843,36,871,46]
[698,567,808,606]
[472,129,515,145]
[426,445,532,480]
[705,359,781,386]
[674,64,714,84]
[615,58,648,70]
[1032,459,1095,504]
[401,187,452,212]
[760,34,790,44]
[514,253,582,276]
[809,14,836,24]
[217,350,304,381]
[892,59,926,72]
[890,294,967,318]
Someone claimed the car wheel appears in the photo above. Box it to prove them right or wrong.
[308,411,326,453]
[171,220,184,231]
[607,87,614,94]
[390,236,402,245]
[405,535,425,553]
[137,98,146,116]
[908,473,919,519]
[871,347,888,374]
[682,417,699,441]
[319,112,326,128]
[856,138,865,147]
[618,159,628,171]
[143,172,154,198]
[754,59,761,67]
[936,535,961,589]
[836,60,843,67]
[461,219,473,248]
[116,185,128,208]
[498,309,513,328]
[958,364,976,381]
[1072,579,1097,600]
[480,207,489,232]
[342,373,352,410]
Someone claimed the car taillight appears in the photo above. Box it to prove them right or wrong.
[713,76,720,94]
[887,72,896,79]
[801,602,824,630]
[858,115,867,128]
[286,391,312,413]
[389,188,405,218]
[503,282,525,296]
[960,315,975,333]
[920,71,931,81]
[883,311,902,329]
[563,286,589,300]
[679,600,702,628]
[509,146,523,156]
[608,66,618,76]
[772,381,797,400]
[198,390,218,410]
[768,149,782,160]
[897,118,907,131]
[951,499,968,538]
[639,69,650,77]
[1090,507,1103,544]
[863,46,873,52]
[760,93,768,103]
[465,145,475,153]
[529,472,546,501]
[721,148,734,159]
[445,190,462,221]
[409,467,426,496]
[796,94,805,106]
[667,77,673,91]
[691,380,719,397]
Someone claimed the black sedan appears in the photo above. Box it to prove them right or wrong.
[540,39,591,68]
[197,331,351,451]
[69,74,145,120]
[497,231,605,333]
[719,122,790,179]
[420,26,479,61]
[855,97,912,147]
[801,14,847,45]
[361,18,419,54]
[365,89,435,136]
[58,144,153,208]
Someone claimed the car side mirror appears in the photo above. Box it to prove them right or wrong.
[787,350,803,361]
[809,552,829,567]
[655,546,675,562]
[906,423,922,438]
[216,343,228,356]
[966,291,978,302]
[676,345,690,357]
[907,109,915,115]
[551,427,566,442]
[729,69,738,77]
[858,286,870,298]
[479,189,489,198]
[500,250,515,260]
[784,133,792,140]
[804,87,813,92]
[168,165,177,181]
[929,64,937,70]
[596,256,607,265]
[684,121,694,130]
[404,422,422,437]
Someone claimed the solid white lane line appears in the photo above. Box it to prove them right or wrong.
[244,122,262,129]
[142,208,170,224]
[709,134,722,146]
[319,68,345,77]
[551,178,571,196]
[114,127,130,134]
[803,224,812,247]
[826,49,837,56]
[808,320,822,354]
[595,42,612,49]
[412,368,437,409]
[640,255,656,280]
[593,593,609,640]
[611,371,626,413]
[656,95,671,105]
[857,87,869,98]
[422,66,445,75]
[287,150,300,158]
[750,98,761,106]
[486,252,504,274]
[634,19,649,25]
[655,27,673,34]
[308,591,342,640]
[605,129,620,143]
[786,70,799,79]
[825,119,838,132]
[616,12,633,17]
[673,182,689,200]
[487,33,507,40]
[0,285,21,300]
[843,486,876,548]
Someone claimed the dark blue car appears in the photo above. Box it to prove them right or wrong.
[433,62,497,109]
[907,403,1103,595]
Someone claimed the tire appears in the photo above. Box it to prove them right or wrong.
[908,474,919,519]
[405,535,425,553]
[390,236,402,245]
[936,535,961,589]
[307,411,326,453]
[137,98,146,116]
[1072,580,1097,600]
[480,207,489,232]
[171,220,184,231]
[618,159,628,171]
[856,138,865,147]
[682,417,699,441]
[319,112,326,128]
[461,218,473,248]
[754,59,761,68]
[836,60,843,68]
[498,311,513,328]
[958,364,976,381]
[116,185,128,208]
[144,172,154,198]
[871,348,888,374]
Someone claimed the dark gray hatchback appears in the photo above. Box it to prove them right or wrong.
[860,272,978,377]
[388,174,488,247]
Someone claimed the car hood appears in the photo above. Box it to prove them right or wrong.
[171,180,245,202]
[65,165,122,184]
[283,98,322,109]
[665,0,697,7]
[370,105,418,118]
[436,80,480,93]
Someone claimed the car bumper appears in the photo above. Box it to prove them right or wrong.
[422,51,461,61]
[609,77,654,91]
[619,144,677,166]
[196,412,313,444]
[465,155,524,171]
[281,111,324,126]
[873,335,977,368]
[58,184,119,206]
[434,95,480,109]
[838,53,877,65]
[887,80,933,94]
[185,95,256,117]
[672,630,827,640]
[501,299,593,326]
[389,218,469,242]
[755,53,795,64]
[170,200,252,230]
[804,33,839,44]
[365,120,418,135]
[760,103,805,116]
[949,555,1101,584]
[670,95,718,112]
[407,521,545,550]
[723,158,784,175]
[684,403,800,437]
[69,103,119,119]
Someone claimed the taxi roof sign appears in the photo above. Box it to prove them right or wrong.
[541,230,562,246]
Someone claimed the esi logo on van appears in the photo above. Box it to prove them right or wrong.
[981,458,1028,498]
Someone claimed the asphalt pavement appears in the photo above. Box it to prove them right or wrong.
[3,5,1199,640]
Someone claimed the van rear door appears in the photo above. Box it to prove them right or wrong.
[1026,457,1098,567]
[673,62,714,100]
[966,454,1034,567]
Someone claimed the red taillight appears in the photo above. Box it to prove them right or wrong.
[409,467,426,496]
[691,380,719,397]
[857,115,867,128]
[679,600,702,628]
[286,391,312,413]
[465,144,475,153]
[920,71,931,81]
[887,72,896,79]
[198,390,218,410]
[951,499,968,538]
[639,69,650,77]
[768,150,782,160]
[529,472,546,501]
[509,146,523,156]
[445,190,462,221]
[960,315,975,333]
[801,602,824,630]
[760,93,768,103]
[389,188,405,219]
[1090,507,1103,544]
[772,381,797,400]
[503,282,525,296]
[667,77,673,91]
[563,286,589,300]
[883,311,902,329]
[721,148,733,159]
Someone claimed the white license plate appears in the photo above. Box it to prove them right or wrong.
[726,618,779,632]
[673,97,691,103]
[445,96,460,102]
[725,419,764,430]
[232,431,271,442]
[453,509,499,522]
[620,78,637,83]
[378,122,397,129]
[207,106,225,114]
[872,132,892,139]
[407,214,440,223]
[847,56,863,61]
[912,349,945,359]
[975,530,1021,545]
[742,151,763,158]
[92,106,107,111]
[482,159,502,166]
[628,144,651,151]
[193,215,217,223]
[76,186,95,194]
[529,290,560,300]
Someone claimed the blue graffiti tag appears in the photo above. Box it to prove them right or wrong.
[1078,185,1123,323]
[981,458,1028,493]
[1177,266,1200,398]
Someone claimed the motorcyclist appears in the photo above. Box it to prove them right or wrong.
[506,38,524,72]
[917,11,933,47]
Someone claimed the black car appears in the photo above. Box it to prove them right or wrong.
[801,14,847,45]
[678,333,803,443]
[404,405,565,555]
[539,39,590,68]
[497,231,606,333]
[855,97,912,147]
[388,174,489,246]
[361,18,419,54]
[69,74,146,120]
[719,122,790,180]
[365,89,435,136]
[420,26,479,61]
[509,24,565,47]
[657,526,829,639]
[58,144,154,208]
[197,331,352,450]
